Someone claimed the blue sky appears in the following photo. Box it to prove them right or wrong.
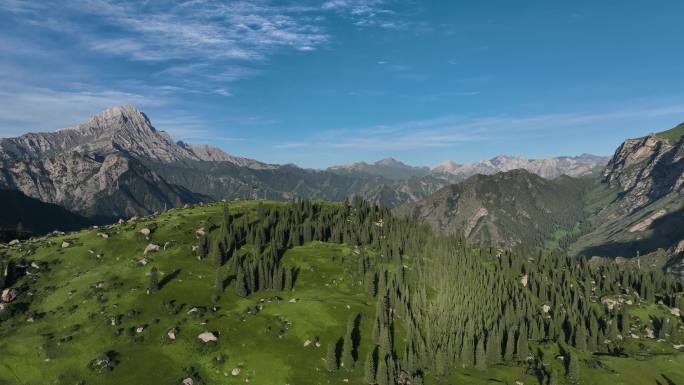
[1,0,684,168]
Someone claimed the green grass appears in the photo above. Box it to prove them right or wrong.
[656,122,684,144]
[0,201,373,385]
[1,200,683,385]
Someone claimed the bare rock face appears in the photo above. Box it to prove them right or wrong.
[0,106,195,163]
[177,142,274,169]
[0,106,212,219]
[602,133,684,213]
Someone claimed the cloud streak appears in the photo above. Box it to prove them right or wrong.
[274,103,684,152]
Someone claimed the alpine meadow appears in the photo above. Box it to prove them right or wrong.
[1,1,684,385]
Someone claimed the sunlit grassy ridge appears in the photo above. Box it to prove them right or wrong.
[0,200,683,385]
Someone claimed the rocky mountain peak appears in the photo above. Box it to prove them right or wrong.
[602,129,684,212]
[375,157,406,167]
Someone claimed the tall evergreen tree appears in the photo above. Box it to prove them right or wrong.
[364,348,377,384]
[326,342,338,372]
[148,267,159,293]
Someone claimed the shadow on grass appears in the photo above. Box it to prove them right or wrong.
[159,269,181,289]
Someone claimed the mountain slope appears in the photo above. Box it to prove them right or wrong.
[0,107,212,220]
[432,154,609,180]
[1,200,681,385]
[396,170,590,248]
[0,189,91,241]
[328,157,430,180]
[570,124,684,264]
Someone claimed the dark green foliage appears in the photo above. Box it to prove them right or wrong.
[0,189,91,241]
[148,267,159,293]
[326,342,338,372]
[364,347,377,384]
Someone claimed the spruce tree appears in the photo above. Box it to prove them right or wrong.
[566,352,581,384]
[326,342,338,372]
[235,269,248,297]
[516,327,529,362]
[475,337,487,370]
[376,357,390,385]
[148,267,159,293]
[575,323,587,351]
[364,348,377,384]
[342,331,355,370]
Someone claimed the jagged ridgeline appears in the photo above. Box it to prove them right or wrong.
[0,200,683,384]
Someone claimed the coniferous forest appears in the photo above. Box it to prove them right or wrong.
[1,199,682,384]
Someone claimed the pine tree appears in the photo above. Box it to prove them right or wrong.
[364,348,377,384]
[575,323,587,351]
[326,342,338,372]
[486,330,501,365]
[376,357,390,385]
[148,267,159,293]
[342,333,355,370]
[516,327,529,362]
[475,337,487,370]
[214,270,223,296]
[504,329,515,361]
[235,268,248,297]
[566,352,581,384]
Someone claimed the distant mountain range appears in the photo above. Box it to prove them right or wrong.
[0,105,682,270]
[395,122,684,273]
[329,153,608,181]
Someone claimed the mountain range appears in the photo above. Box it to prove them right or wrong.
[329,153,607,181]
[0,105,682,269]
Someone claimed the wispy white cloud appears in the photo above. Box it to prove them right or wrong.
[0,83,168,136]
[273,103,684,152]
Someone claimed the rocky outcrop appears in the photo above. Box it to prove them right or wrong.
[177,142,274,169]
[602,132,684,213]
[570,123,684,260]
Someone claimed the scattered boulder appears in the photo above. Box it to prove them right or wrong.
[128,216,139,223]
[670,307,681,317]
[645,327,655,339]
[61,241,71,248]
[195,228,205,238]
[289,298,297,303]
[117,219,125,224]
[191,245,199,252]
[136,326,145,333]
[167,329,177,340]
[8,239,19,246]
[97,233,109,239]
[520,274,528,287]
[542,304,551,314]
[602,298,618,311]
[182,378,193,385]
[303,340,311,347]
[197,331,218,343]
[144,244,160,255]
[139,228,151,238]
[138,257,149,266]
[89,353,115,373]
[1,289,18,303]
[231,368,241,376]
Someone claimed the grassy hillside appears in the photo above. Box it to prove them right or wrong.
[1,200,683,385]
[656,122,684,144]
